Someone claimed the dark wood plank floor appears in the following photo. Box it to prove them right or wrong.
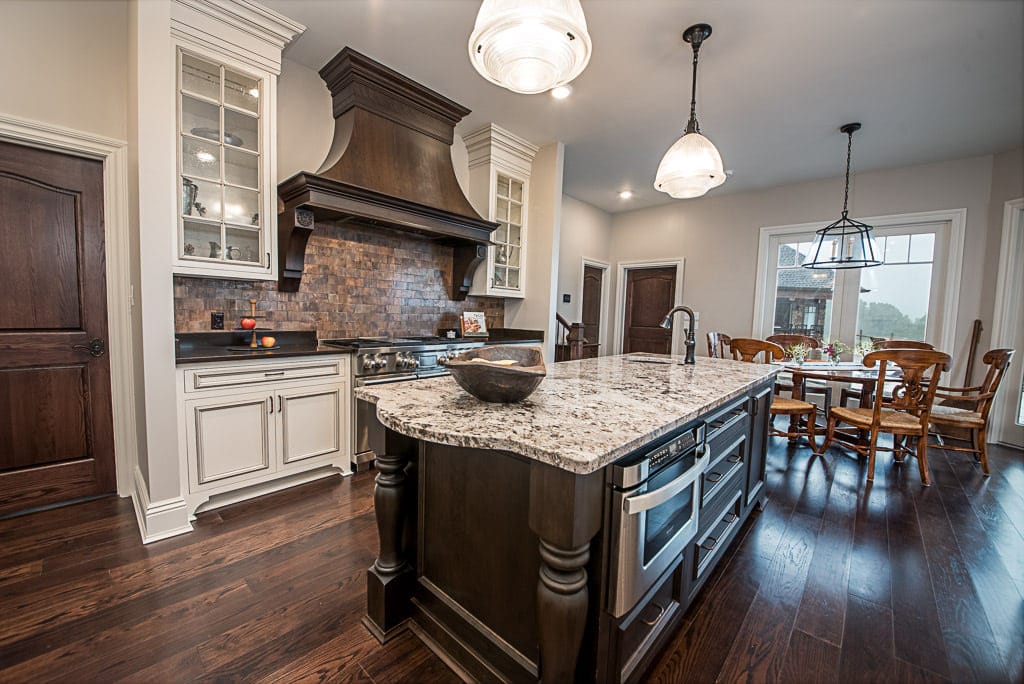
[0,440,1021,683]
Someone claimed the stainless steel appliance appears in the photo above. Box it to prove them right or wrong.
[607,421,707,618]
[319,336,485,469]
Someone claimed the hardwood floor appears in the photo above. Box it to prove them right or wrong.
[0,440,1021,682]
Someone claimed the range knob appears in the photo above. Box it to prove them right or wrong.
[361,355,375,371]
[437,352,449,365]
[396,353,411,369]
[373,353,388,369]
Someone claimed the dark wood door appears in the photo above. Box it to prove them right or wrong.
[581,265,603,359]
[0,140,115,515]
[623,266,676,354]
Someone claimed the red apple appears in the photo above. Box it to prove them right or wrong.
[261,336,276,348]
[240,317,256,330]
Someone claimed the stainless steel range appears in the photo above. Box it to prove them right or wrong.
[319,336,485,469]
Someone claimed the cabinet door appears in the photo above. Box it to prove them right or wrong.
[746,385,773,507]
[276,382,347,465]
[185,391,275,490]
[489,172,527,297]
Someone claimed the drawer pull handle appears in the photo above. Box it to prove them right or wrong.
[726,455,741,464]
[700,536,719,552]
[264,371,285,377]
[705,471,723,484]
[640,602,666,626]
[723,512,739,524]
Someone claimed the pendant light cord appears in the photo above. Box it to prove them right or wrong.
[842,129,853,216]
[686,42,701,134]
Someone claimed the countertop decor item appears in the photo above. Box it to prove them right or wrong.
[654,22,727,199]
[224,298,271,350]
[803,123,883,269]
[460,311,489,337]
[444,345,546,403]
[468,0,592,95]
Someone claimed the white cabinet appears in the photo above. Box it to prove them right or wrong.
[178,355,350,518]
[464,124,539,298]
[169,0,303,280]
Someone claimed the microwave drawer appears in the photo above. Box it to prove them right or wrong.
[184,359,344,392]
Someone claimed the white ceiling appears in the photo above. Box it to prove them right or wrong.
[262,0,1024,214]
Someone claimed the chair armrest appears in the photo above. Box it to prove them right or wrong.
[936,384,983,394]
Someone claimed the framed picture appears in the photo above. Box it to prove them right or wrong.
[460,311,488,337]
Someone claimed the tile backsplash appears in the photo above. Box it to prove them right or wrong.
[174,221,504,337]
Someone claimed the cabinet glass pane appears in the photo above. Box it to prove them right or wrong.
[493,266,507,287]
[224,109,258,153]
[507,268,520,289]
[182,137,220,181]
[510,202,522,225]
[181,54,220,101]
[497,175,510,198]
[494,222,508,244]
[224,69,259,113]
[509,225,521,246]
[224,147,258,189]
[496,197,509,222]
[510,179,523,202]
[183,219,222,260]
[507,246,520,267]
[182,96,220,139]
[495,245,509,265]
[224,186,259,226]
[225,226,261,263]
[185,177,222,220]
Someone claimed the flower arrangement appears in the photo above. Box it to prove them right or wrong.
[854,340,876,358]
[787,343,811,364]
[820,339,849,363]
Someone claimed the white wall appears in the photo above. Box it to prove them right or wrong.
[980,147,1024,362]
[607,152,1011,380]
[556,195,612,321]
[0,1,128,141]
[505,143,564,362]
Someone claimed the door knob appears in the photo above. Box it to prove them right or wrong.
[72,338,106,357]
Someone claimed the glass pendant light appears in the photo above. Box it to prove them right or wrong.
[654,23,726,199]
[803,123,883,269]
[468,0,592,95]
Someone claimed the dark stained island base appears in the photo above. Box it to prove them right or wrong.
[355,354,778,683]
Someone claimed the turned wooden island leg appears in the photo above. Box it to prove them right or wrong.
[529,462,603,683]
[364,431,416,641]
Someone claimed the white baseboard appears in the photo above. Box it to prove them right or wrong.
[131,467,193,544]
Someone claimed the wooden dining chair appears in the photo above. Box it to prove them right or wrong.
[929,349,1015,476]
[731,338,818,449]
[706,332,732,359]
[819,348,950,486]
[839,339,936,407]
[766,334,833,414]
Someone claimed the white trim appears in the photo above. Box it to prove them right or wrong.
[613,258,686,356]
[990,198,1024,446]
[579,257,611,355]
[753,208,966,357]
[131,467,193,543]
[0,113,139,501]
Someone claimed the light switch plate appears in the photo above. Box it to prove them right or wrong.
[562,294,571,303]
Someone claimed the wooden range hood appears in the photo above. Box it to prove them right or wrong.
[276,48,497,297]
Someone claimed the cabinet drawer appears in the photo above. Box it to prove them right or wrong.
[707,402,749,457]
[692,488,744,583]
[617,562,682,682]
[702,428,746,508]
[184,359,344,392]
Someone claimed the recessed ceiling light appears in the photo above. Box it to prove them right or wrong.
[618,190,633,200]
[551,85,572,100]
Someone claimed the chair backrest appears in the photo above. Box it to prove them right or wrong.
[976,349,1016,419]
[766,334,819,358]
[706,332,732,359]
[874,339,935,350]
[863,349,951,423]
[730,338,785,364]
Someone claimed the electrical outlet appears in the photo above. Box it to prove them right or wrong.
[211,312,225,330]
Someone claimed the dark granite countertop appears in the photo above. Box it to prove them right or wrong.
[478,328,544,345]
[175,331,352,365]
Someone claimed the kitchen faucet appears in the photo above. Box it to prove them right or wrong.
[659,306,697,365]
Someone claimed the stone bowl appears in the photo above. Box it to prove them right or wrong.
[445,345,546,403]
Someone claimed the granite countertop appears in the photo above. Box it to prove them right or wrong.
[175,331,351,364]
[355,354,779,474]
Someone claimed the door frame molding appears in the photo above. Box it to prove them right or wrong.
[579,256,610,356]
[0,113,138,498]
[752,208,966,356]
[990,197,1024,446]
[613,258,686,356]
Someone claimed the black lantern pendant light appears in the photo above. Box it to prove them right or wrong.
[803,123,882,269]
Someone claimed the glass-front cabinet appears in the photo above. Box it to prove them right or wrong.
[174,47,276,279]
[465,124,539,299]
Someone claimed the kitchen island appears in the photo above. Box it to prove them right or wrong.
[356,354,777,683]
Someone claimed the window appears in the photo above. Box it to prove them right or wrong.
[755,212,963,354]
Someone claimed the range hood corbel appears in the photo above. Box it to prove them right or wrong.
[276,48,498,297]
